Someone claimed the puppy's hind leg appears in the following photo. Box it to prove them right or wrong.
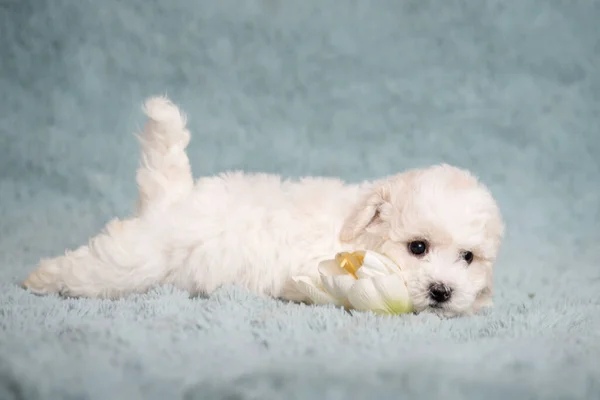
[23,218,169,299]
[135,96,194,215]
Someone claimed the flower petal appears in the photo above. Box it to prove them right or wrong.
[371,274,414,314]
[321,275,356,306]
[355,262,386,279]
[346,279,388,313]
[376,253,403,273]
[318,259,348,277]
[355,251,400,279]
[291,276,338,305]
[363,251,390,271]
[355,267,385,279]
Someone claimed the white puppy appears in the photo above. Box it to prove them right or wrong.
[23,96,504,317]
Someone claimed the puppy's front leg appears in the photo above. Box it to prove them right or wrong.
[23,218,168,299]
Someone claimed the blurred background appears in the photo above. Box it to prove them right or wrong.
[0,0,599,398]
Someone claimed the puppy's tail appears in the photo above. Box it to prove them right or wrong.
[135,96,194,214]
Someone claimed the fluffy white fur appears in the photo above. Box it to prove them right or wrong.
[23,96,504,317]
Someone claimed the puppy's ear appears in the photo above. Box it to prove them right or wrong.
[475,217,503,312]
[474,269,494,311]
[339,184,391,243]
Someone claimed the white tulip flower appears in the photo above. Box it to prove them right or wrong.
[291,251,414,315]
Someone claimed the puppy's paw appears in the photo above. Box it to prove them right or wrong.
[23,258,64,295]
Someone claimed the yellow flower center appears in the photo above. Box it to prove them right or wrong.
[334,251,365,279]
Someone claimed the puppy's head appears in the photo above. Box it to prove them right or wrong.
[340,164,504,317]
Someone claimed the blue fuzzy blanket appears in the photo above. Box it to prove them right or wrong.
[1,1,599,399]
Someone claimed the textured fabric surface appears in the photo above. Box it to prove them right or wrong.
[1,1,599,399]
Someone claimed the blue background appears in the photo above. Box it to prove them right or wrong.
[1,1,599,399]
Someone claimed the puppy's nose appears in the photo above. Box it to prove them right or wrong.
[428,283,452,303]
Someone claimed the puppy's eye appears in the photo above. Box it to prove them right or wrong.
[408,240,428,257]
[462,251,474,265]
